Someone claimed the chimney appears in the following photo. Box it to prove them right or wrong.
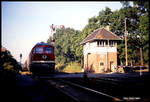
[105,25,110,31]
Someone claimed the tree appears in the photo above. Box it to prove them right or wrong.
[132,1,149,66]
[1,48,21,74]
[47,27,83,65]
[139,12,149,65]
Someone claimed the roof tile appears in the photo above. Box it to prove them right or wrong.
[80,28,121,44]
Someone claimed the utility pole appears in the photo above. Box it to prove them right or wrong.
[124,18,128,66]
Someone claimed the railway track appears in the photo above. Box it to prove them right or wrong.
[36,73,149,102]
[44,78,122,102]
[52,77,148,102]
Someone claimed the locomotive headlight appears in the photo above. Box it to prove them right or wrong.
[42,55,47,59]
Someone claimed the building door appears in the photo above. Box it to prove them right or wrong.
[110,61,114,72]
[110,61,115,72]
[99,62,104,73]
[99,54,105,73]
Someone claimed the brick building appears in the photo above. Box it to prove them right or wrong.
[80,27,121,73]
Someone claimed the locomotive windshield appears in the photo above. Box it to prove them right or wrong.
[45,47,53,53]
[33,46,53,54]
[34,47,43,54]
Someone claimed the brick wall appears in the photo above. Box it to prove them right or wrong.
[84,52,117,73]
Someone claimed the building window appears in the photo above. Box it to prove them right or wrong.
[97,41,104,47]
[97,41,99,46]
[100,62,104,66]
[34,47,43,54]
[45,47,53,54]
[109,41,114,47]
[105,40,108,46]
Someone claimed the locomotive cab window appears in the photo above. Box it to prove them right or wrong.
[34,47,43,54]
[45,47,53,53]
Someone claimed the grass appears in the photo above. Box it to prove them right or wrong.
[55,62,82,73]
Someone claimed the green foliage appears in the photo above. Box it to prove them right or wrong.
[1,50,21,74]
[139,12,149,64]
[47,27,83,65]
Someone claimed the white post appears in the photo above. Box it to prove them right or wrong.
[140,67,142,76]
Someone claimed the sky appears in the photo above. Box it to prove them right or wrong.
[2,1,130,63]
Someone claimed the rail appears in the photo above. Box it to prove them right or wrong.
[46,78,123,102]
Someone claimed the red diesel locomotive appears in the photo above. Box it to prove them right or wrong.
[26,42,55,74]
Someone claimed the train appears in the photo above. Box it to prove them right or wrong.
[25,42,55,75]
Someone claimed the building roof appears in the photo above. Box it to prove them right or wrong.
[80,27,121,45]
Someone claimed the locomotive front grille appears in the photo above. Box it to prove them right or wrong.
[32,61,55,64]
